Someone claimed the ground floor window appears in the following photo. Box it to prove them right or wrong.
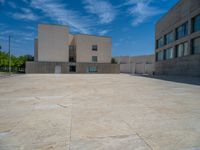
[165,47,173,60]
[176,42,189,57]
[87,66,97,73]
[69,66,76,72]
[192,37,200,54]
[156,51,164,61]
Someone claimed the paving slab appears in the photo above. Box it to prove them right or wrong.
[0,74,200,150]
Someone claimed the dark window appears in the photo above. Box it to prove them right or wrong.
[87,66,97,73]
[157,38,164,48]
[92,56,97,62]
[69,66,76,72]
[69,57,75,62]
[165,48,173,60]
[192,37,200,54]
[192,15,200,32]
[164,32,174,45]
[92,45,98,51]
[175,42,189,57]
[156,51,164,61]
[176,22,188,40]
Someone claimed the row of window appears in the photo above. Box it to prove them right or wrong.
[156,37,200,61]
[156,14,200,49]
[69,45,98,51]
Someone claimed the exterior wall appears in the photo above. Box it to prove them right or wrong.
[26,62,119,74]
[38,24,69,62]
[155,0,200,76]
[74,34,111,63]
[115,55,155,75]
[156,54,200,76]
[76,63,119,73]
[26,61,69,74]
[34,39,38,61]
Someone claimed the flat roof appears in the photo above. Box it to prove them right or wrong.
[74,34,111,39]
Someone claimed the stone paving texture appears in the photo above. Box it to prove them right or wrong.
[0,74,200,150]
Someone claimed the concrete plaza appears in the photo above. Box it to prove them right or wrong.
[0,74,200,150]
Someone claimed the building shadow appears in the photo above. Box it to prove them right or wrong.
[129,74,200,86]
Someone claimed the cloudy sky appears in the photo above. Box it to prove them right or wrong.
[0,0,178,56]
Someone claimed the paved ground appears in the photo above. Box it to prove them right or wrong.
[0,74,200,150]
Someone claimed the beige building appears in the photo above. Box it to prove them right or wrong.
[26,24,119,73]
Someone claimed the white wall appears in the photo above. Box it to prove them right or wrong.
[75,35,111,63]
[38,24,69,62]
[115,55,155,75]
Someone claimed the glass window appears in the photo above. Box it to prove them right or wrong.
[92,56,97,62]
[192,15,200,32]
[165,32,174,45]
[92,45,98,51]
[176,42,189,57]
[157,37,164,48]
[156,51,164,61]
[165,47,173,60]
[87,66,97,72]
[176,22,188,40]
[192,37,200,54]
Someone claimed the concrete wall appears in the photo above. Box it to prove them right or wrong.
[76,63,120,73]
[26,62,119,74]
[26,61,69,74]
[155,0,200,76]
[74,34,111,63]
[34,39,38,61]
[38,24,69,62]
[115,55,155,75]
[155,54,200,76]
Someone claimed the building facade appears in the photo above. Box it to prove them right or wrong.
[115,55,155,75]
[26,24,119,73]
[155,0,200,76]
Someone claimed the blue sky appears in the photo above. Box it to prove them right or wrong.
[0,0,179,56]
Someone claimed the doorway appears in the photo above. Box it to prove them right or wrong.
[55,66,61,74]
[70,66,76,72]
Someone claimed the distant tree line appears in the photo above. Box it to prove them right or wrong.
[0,50,34,73]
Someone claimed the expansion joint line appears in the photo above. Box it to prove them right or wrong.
[68,101,73,150]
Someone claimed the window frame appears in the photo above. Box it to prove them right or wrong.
[92,56,98,62]
[176,22,188,40]
[92,45,98,51]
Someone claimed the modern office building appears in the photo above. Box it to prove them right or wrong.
[26,24,119,73]
[155,0,200,76]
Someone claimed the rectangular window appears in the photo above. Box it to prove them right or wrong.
[92,56,97,62]
[192,37,200,54]
[156,51,164,61]
[87,66,97,73]
[176,22,188,40]
[157,37,164,48]
[165,47,173,60]
[165,32,174,45]
[192,14,200,32]
[176,42,189,57]
[92,45,98,51]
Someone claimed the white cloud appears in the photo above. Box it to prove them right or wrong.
[12,8,39,21]
[126,0,164,26]
[31,0,94,34]
[98,30,109,36]
[83,0,116,24]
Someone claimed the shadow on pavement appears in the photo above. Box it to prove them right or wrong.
[129,74,200,86]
